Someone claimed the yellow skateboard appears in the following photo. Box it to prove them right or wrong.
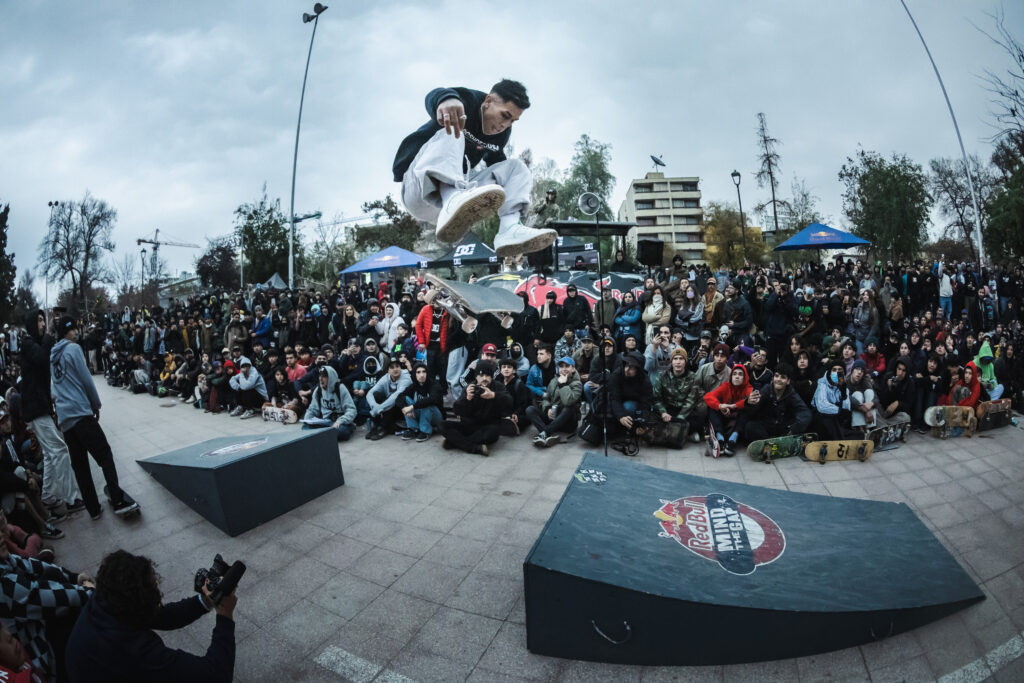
[803,440,874,465]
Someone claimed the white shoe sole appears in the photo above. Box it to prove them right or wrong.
[494,229,558,259]
[435,186,505,243]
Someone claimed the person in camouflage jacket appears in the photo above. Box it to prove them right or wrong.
[652,348,703,440]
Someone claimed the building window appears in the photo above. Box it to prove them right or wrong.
[653,183,668,192]
[654,198,670,209]
[634,200,654,211]
[675,232,703,243]
[655,215,672,225]
[683,199,699,208]
[636,217,655,226]
[634,184,652,193]
[658,233,675,242]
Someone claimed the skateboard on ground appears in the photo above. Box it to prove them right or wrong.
[103,485,141,519]
[977,399,1012,432]
[746,433,817,464]
[262,405,298,424]
[802,440,874,465]
[924,405,977,439]
[865,418,911,451]
[705,419,721,459]
[422,274,524,334]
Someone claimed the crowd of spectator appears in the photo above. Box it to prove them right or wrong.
[0,252,1021,679]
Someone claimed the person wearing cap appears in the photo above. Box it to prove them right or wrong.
[497,357,531,434]
[561,284,593,340]
[303,366,357,441]
[442,361,511,456]
[17,311,84,518]
[605,352,654,448]
[691,329,713,367]
[554,327,581,361]
[526,345,556,400]
[651,347,703,444]
[365,360,413,440]
[50,317,138,518]
[227,357,268,419]
[743,362,812,444]
[527,356,582,447]
[458,343,500,399]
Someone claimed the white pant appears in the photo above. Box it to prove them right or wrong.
[401,129,532,225]
[29,415,83,506]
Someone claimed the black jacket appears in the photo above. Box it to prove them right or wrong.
[746,384,812,435]
[18,310,54,422]
[562,295,593,331]
[66,595,234,683]
[607,367,654,419]
[453,380,512,427]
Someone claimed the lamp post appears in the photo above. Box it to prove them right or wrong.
[731,170,747,263]
[45,201,61,326]
[288,2,329,290]
[140,249,147,295]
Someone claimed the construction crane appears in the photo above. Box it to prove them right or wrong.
[136,229,200,276]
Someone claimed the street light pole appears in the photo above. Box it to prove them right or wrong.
[45,201,61,327]
[289,3,329,291]
[731,170,747,263]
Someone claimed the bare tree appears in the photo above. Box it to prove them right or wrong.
[37,191,116,317]
[754,113,788,235]
[928,155,999,262]
[979,8,1024,159]
[110,252,139,296]
[310,213,346,284]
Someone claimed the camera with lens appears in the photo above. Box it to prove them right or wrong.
[194,554,246,606]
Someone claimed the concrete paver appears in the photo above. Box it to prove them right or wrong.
[52,381,1024,681]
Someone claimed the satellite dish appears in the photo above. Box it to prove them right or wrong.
[650,155,666,171]
[578,192,601,216]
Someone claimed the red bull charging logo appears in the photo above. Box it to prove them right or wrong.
[654,493,785,575]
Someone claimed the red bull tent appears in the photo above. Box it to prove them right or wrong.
[339,245,428,274]
[773,223,871,251]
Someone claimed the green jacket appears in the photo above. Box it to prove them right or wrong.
[974,341,998,391]
[541,372,583,412]
[652,369,701,419]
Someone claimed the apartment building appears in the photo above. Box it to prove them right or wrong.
[617,172,704,264]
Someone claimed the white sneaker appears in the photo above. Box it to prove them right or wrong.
[240,409,257,420]
[435,184,505,243]
[493,222,558,259]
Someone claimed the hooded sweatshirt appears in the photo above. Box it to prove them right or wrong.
[228,358,269,399]
[19,310,55,422]
[306,366,357,424]
[50,337,102,431]
[974,341,999,392]
[367,369,413,416]
[948,361,982,408]
[703,365,752,411]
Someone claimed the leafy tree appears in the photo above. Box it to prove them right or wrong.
[356,195,421,253]
[233,184,299,285]
[56,284,112,315]
[921,237,971,263]
[927,155,998,263]
[36,191,117,317]
[984,165,1024,263]
[838,149,931,262]
[753,113,788,234]
[0,204,16,324]
[195,237,240,291]
[13,269,40,323]
[562,134,616,221]
[702,201,768,270]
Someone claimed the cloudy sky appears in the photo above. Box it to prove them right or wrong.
[3,0,1021,296]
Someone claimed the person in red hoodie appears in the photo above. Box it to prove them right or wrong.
[415,298,450,384]
[703,364,754,456]
[947,361,981,411]
[858,337,886,378]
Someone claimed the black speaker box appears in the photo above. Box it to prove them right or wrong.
[527,245,553,268]
[137,429,344,536]
[524,453,983,666]
[636,239,663,266]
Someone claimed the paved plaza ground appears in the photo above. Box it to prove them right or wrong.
[53,382,1024,682]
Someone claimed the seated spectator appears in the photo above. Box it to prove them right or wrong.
[0,623,48,682]
[264,367,303,418]
[365,360,412,441]
[703,365,753,456]
[459,344,500,397]
[607,352,654,446]
[441,362,510,456]
[527,357,583,448]
[692,343,732,432]
[66,549,235,683]
[947,361,982,410]
[526,345,556,401]
[554,327,581,361]
[847,360,879,430]
[974,339,1003,400]
[912,353,948,431]
[303,366,357,441]
[227,358,267,419]
[859,337,885,378]
[791,350,817,406]
[643,324,676,379]
[0,508,54,563]
[283,349,307,385]
[651,348,703,444]
[879,356,914,426]
[572,336,596,384]
[812,362,855,440]
[497,357,531,436]
[399,363,444,442]
[743,363,812,443]
[584,339,620,410]
[745,346,773,393]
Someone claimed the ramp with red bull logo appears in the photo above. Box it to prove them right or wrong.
[524,453,983,665]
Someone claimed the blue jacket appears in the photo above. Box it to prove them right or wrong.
[614,305,642,339]
[50,338,102,431]
[251,315,272,347]
[526,363,552,397]
[812,375,850,415]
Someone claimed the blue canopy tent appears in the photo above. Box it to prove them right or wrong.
[773,223,871,251]
[339,245,428,274]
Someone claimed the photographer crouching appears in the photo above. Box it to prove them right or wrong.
[65,550,240,682]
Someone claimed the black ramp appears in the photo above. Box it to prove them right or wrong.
[137,429,343,536]
[524,453,983,665]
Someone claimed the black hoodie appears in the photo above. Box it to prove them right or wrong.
[18,310,55,422]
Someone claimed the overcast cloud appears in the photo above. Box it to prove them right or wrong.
[2,0,1022,295]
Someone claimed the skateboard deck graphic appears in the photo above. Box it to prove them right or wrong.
[706,419,721,458]
[422,274,523,334]
[746,433,817,463]
[865,419,911,451]
[924,406,977,439]
[262,405,298,424]
[803,440,874,464]
[977,399,1012,431]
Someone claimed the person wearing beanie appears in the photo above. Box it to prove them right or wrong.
[652,346,703,444]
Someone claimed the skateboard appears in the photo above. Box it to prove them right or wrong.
[865,418,911,452]
[924,405,977,439]
[706,419,721,459]
[262,405,298,424]
[422,274,523,334]
[802,440,874,465]
[977,399,1012,432]
[746,433,817,464]
[103,485,141,519]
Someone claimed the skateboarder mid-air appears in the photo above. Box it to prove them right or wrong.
[392,79,557,259]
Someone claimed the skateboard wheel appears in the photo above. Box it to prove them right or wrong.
[461,316,478,334]
[499,314,514,329]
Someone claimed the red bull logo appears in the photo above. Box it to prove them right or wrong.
[654,493,785,575]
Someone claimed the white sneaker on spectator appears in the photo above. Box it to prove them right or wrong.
[493,221,557,259]
[435,183,505,243]
[240,409,257,419]
[229,406,244,417]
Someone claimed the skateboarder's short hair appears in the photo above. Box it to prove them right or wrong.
[491,79,530,109]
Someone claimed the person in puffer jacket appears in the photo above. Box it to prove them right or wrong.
[812,361,855,441]
[703,364,753,456]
